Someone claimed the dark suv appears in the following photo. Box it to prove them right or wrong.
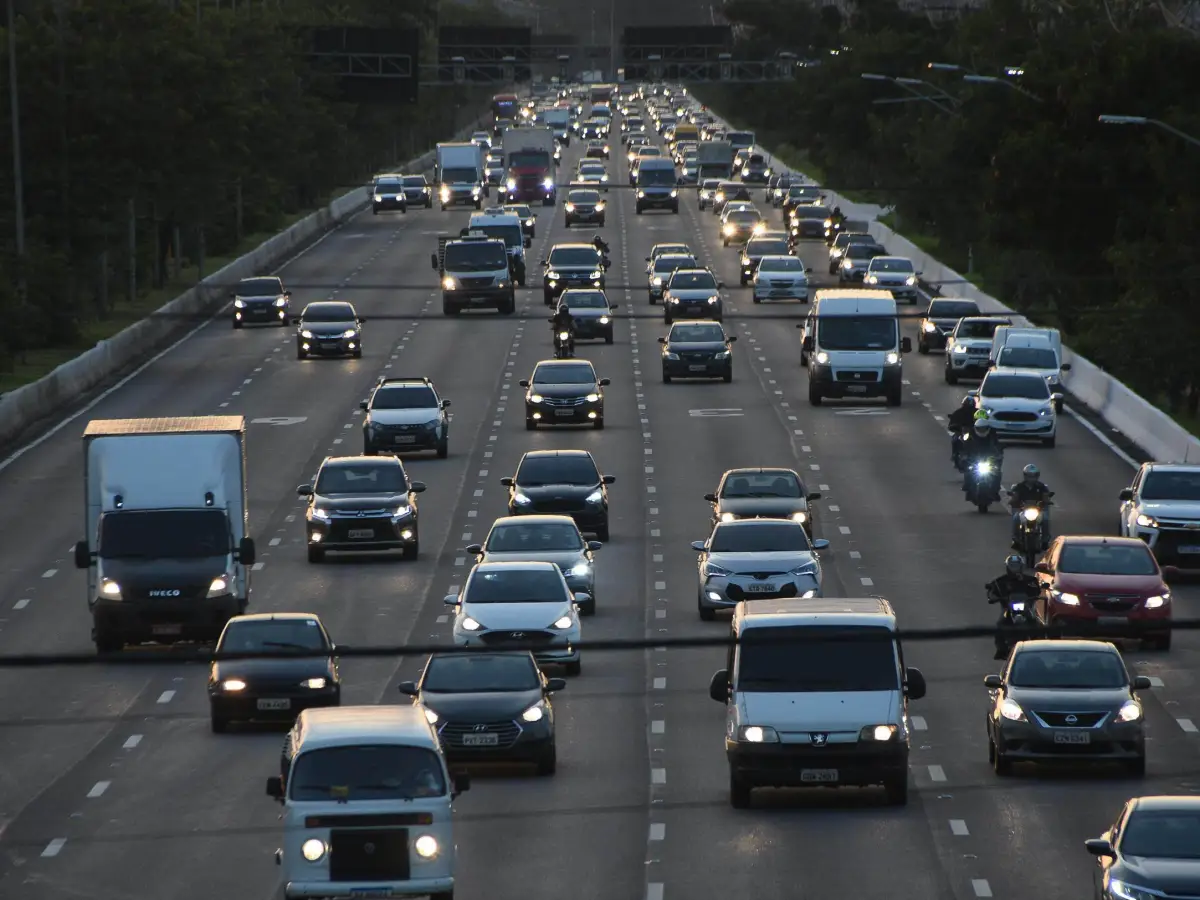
[231,276,291,328]
[542,243,610,305]
[501,450,615,541]
[361,376,451,458]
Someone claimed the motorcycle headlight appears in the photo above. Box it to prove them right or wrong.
[585,489,603,503]
[842,259,852,269]
[506,179,517,191]
[460,616,484,631]
[439,186,450,199]
[543,177,554,189]
[551,615,574,630]
[442,276,457,290]
[1009,601,1026,612]
[207,576,229,597]
[1116,700,1142,723]
[975,461,993,475]
[512,492,533,505]
[558,331,571,340]
[1022,507,1041,521]
[521,701,547,723]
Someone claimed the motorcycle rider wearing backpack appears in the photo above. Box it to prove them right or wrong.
[1009,464,1053,551]
[987,554,1040,660]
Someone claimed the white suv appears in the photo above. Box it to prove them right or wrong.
[1119,463,1200,570]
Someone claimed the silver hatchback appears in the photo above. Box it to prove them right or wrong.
[467,516,601,615]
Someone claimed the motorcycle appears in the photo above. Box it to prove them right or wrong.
[824,219,843,245]
[553,326,575,359]
[1009,491,1054,567]
[948,427,971,472]
[964,456,1003,513]
[988,586,1037,657]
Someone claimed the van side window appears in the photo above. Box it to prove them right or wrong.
[726,622,737,680]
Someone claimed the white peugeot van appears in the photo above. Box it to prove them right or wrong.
[267,706,467,900]
[798,289,911,406]
[708,597,926,808]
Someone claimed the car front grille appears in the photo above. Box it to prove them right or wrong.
[326,517,393,540]
[542,396,587,407]
[835,371,879,383]
[478,630,556,647]
[439,719,521,748]
[1085,593,1142,613]
[329,828,410,882]
[1033,711,1108,728]
[533,498,585,513]
[994,411,1039,422]
[459,277,493,289]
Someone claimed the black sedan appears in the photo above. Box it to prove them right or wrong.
[521,359,608,429]
[207,613,340,733]
[705,467,821,535]
[789,205,833,242]
[400,651,565,775]
[918,298,982,354]
[295,301,366,359]
[660,321,736,383]
[1087,796,1200,898]
[502,449,615,541]
[738,235,791,285]
[503,203,537,238]
[555,289,617,343]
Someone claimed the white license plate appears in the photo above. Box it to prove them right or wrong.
[554,408,575,416]
[462,733,500,747]
[348,528,375,540]
[688,364,708,371]
[745,584,777,593]
[800,769,839,783]
[349,890,393,898]
[151,624,182,636]
[1179,545,1200,554]
[1054,731,1090,745]
[257,698,291,711]
[393,435,416,444]
[846,385,868,393]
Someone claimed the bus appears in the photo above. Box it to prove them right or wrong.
[491,93,518,121]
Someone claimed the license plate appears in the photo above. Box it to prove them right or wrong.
[846,385,868,393]
[688,364,707,372]
[470,296,490,304]
[745,584,777,593]
[1097,616,1128,626]
[462,733,500,747]
[393,435,416,444]
[151,624,182,636]
[349,890,393,898]
[1179,545,1200,554]
[554,408,574,416]
[800,769,838,783]
[1054,731,1091,745]
[348,528,375,540]
[257,698,291,711]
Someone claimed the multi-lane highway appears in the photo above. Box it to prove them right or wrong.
[0,111,1198,900]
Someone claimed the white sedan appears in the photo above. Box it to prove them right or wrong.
[752,255,812,303]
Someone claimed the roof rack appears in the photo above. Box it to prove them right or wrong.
[376,376,432,386]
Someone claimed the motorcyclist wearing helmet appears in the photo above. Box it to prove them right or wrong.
[592,234,611,256]
[962,418,1003,489]
[551,302,575,355]
[948,396,976,465]
[986,554,1040,660]
[1009,463,1053,550]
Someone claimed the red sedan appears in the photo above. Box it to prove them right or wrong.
[1033,536,1172,650]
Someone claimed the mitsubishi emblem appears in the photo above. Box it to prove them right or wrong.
[810,733,828,746]
[1065,715,1078,724]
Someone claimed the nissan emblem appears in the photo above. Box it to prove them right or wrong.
[1065,715,1078,724]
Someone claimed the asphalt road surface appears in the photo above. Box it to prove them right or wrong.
[0,115,1196,900]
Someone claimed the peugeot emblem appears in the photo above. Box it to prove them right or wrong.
[364,843,376,855]
[1065,715,1078,724]
[810,733,828,746]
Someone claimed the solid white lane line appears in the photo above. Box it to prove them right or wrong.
[41,838,67,857]
[1063,405,1138,469]
[928,764,947,782]
[87,781,111,798]
[649,822,665,840]
[911,716,928,731]
[972,880,993,898]
[157,690,176,704]
[950,819,969,836]
[1178,718,1198,733]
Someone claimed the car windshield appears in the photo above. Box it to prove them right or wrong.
[303,304,355,322]
[654,245,691,258]
[655,256,695,273]
[671,324,725,342]
[1141,470,1200,501]
[315,464,407,495]
[549,248,602,267]
[928,300,980,318]
[669,271,717,290]
[846,245,883,260]
[486,521,584,552]
[870,259,913,273]
[532,364,595,385]
[402,176,426,187]
[795,206,831,219]
[701,180,720,190]
[1121,811,1200,859]
[422,654,541,692]
[444,243,507,270]
[289,746,447,802]
[981,374,1050,400]
[758,257,803,272]
[569,191,600,203]
[999,347,1058,369]
[565,293,607,309]
[506,206,532,217]
[98,509,230,560]
[721,472,803,498]
[516,456,600,486]
[709,522,810,552]
[728,211,760,224]
[375,180,403,193]
[638,148,662,157]
[579,164,605,175]
[1057,543,1158,576]
[235,277,282,296]
[1008,650,1127,688]
[737,626,900,692]
[816,316,897,351]
[789,187,821,199]
[466,568,565,603]
[957,320,1006,339]
[219,619,327,653]
[747,240,789,257]
[639,166,677,186]
[469,224,522,248]
[371,386,437,410]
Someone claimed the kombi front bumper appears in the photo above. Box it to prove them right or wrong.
[726,739,908,788]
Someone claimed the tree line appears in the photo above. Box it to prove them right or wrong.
[0,0,503,383]
[700,0,1200,420]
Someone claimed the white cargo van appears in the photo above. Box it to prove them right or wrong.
[798,289,911,406]
[268,706,467,900]
[709,597,926,807]
[989,326,1063,366]
[990,332,1071,404]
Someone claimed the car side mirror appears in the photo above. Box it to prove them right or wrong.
[1051,392,1064,403]
[1164,564,1180,577]
[599,378,611,386]
[1034,562,1052,575]
[452,774,470,798]
[501,477,514,487]
[802,336,813,352]
[604,260,612,269]
[984,674,1004,688]
[807,491,822,501]
[358,316,367,323]
[805,266,813,273]
[728,335,738,342]
[266,776,284,800]
[430,253,438,269]
[519,379,530,388]
[546,677,567,692]
[540,259,548,267]
[1119,488,1134,502]
[703,493,717,502]
[1132,675,1153,691]
[228,291,236,299]
[609,303,619,310]
[717,281,725,288]
[398,681,419,696]
[601,475,615,485]
[74,540,92,569]
[285,290,292,298]
[443,594,459,606]
[359,400,369,410]
[465,544,483,554]
[1085,838,1115,858]
[905,667,927,700]
[900,337,912,353]
[297,483,313,496]
[657,336,667,344]
[709,669,730,702]
[238,537,256,567]
[691,540,706,551]
[441,399,451,409]
[645,256,651,261]
[966,389,979,397]
[811,539,830,551]
[1061,363,1072,371]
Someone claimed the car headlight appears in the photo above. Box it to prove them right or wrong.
[551,615,574,629]
[546,271,560,282]
[570,562,591,577]
[585,489,603,503]
[374,194,383,202]
[512,492,532,505]
[1135,513,1157,528]
[460,616,484,631]
[442,276,457,290]
[599,316,610,324]
[521,701,547,723]
[842,259,852,269]
[1116,700,1143,723]
[906,275,917,285]
[703,562,731,577]
[738,725,780,743]
[233,298,246,308]
[601,175,609,182]
[207,576,229,596]
[670,190,678,198]
[999,698,1026,721]
[221,679,247,692]
[922,321,937,332]
[652,276,663,285]
[506,179,517,191]
[1022,507,1041,522]
[471,186,481,196]
[300,329,314,339]
[596,202,606,211]
[814,351,829,365]
[1039,405,1054,416]
[865,275,878,284]
[565,203,575,212]
[310,507,331,521]
[423,707,439,724]
[590,270,603,279]
[302,677,327,689]
[1053,591,1081,606]
[274,297,288,307]
[714,350,730,359]
[1146,593,1169,608]
[526,391,547,403]
[342,329,357,339]
[953,345,968,353]
[585,393,600,402]
[1110,881,1160,900]
[860,724,897,741]
[526,218,534,226]
[791,512,807,523]
[885,351,900,365]
[723,224,735,235]
[789,560,818,576]
[100,579,122,598]
[664,351,679,360]
[439,186,450,198]
[392,504,412,519]
[414,835,439,859]
[301,838,327,862]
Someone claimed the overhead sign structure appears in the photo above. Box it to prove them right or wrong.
[305,27,419,104]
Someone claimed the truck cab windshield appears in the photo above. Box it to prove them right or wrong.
[99,508,231,559]
[441,167,477,184]
[509,151,549,167]
[445,243,508,270]
[737,626,900,692]
[817,316,897,351]
[470,225,522,248]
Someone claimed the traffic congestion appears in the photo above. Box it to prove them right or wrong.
[1,80,1200,900]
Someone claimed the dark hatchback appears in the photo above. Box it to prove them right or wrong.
[918,298,982,353]
[542,243,610,305]
[660,321,736,382]
[706,467,821,535]
[789,205,833,241]
[296,301,365,359]
[400,651,565,775]
[208,613,340,733]
[739,236,791,285]
[231,276,291,328]
[298,456,425,562]
[502,450,615,542]
[1087,796,1200,899]
[521,359,608,430]
[564,188,606,227]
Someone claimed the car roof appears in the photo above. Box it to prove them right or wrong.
[473,559,560,572]
[533,358,596,369]
[520,448,594,459]
[670,319,723,329]
[303,301,355,313]
[986,367,1050,380]
[1142,462,1200,473]
[294,707,438,752]
[489,514,580,528]
[321,455,404,468]
[757,255,799,264]
[869,256,913,264]
[1128,796,1200,813]
[1056,535,1154,550]
[549,243,601,251]
[226,612,322,625]
[1012,639,1120,655]
[716,517,804,528]
[671,267,714,275]
[736,597,896,628]
[725,467,801,477]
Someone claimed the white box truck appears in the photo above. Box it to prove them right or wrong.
[73,416,255,653]
[434,143,486,210]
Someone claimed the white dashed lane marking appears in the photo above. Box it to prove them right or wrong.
[156,690,176,704]
[927,764,947,782]
[950,819,969,836]
[910,716,927,731]
[41,838,67,858]
[1178,718,1198,733]
[42,569,57,578]
[653,677,666,690]
[87,781,111,799]
[269,537,281,547]
[13,598,29,610]
[649,822,665,840]
[972,880,993,898]
[123,735,143,749]
[651,768,666,784]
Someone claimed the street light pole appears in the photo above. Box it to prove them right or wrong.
[609,0,615,83]
[1098,114,1200,149]
[861,72,959,116]
[7,0,26,260]
[963,73,1042,102]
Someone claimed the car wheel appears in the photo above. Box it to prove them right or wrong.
[992,741,1012,775]
[699,594,716,621]
[918,340,929,355]
[565,659,582,676]
[808,384,823,406]
[605,331,614,345]
[437,439,449,459]
[536,747,557,776]
[296,348,306,360]
[729,771,752,809]
[662,368,671,383]
[1042,436,1056,448]
[94,630,123,654]
[406,539,420,559]
[232,318,243,329]
[595,523,610,542]
[945,368,958,385]
[723,367,733,383]
[593,417,604,430]
[526,418,536,431]
[210,711,229,734]
[1126,754,1146,777]
[307,545,325,564]
[581,596,596,616]
[884,774,909,805]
